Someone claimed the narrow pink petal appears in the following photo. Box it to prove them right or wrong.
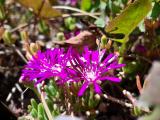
[78,82,88,96]
[109,64,125,69]
[94,83,102,94]
[92,51,99,63]
[99,76,121,82]
[103,53,114,63]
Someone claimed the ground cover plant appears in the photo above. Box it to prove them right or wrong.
[0,0,160,120]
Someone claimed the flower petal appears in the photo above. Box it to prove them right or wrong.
[21,48,69,85]
[78,82,88,96]
[92,51,99,63]
[99,76,121,82]
[94,83,102,94]
[103,54,118,65]
[109,63,126,70]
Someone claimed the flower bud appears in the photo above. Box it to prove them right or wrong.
[29,42,40,55]
[0,27,4,40]
[0,5,6,21]
[20,30,29,42]
[86,111,90,116]
[101,35,107,48]
[2,30,15,45]
[56,32,65,41]
[94,94,101,100]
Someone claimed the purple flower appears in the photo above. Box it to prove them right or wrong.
[21,48,69,85]
[59,0,77,6]
[68,47,125,96]
[21,46,125,97]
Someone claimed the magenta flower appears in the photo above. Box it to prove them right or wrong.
[21,48,69,85]
[21,46,125,97]
[59,0,77,6]
[69,47,125,96]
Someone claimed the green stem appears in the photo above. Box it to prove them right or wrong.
[119,42,127,63]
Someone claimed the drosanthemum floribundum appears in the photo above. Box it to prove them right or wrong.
[21,46,125,96]
[21,48,69,85]
[69,47,125,96]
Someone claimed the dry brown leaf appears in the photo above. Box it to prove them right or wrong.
[53,31,96,51]
[16,0,61,18]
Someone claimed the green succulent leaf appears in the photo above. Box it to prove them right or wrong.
[31,99,38,110]
[38,103,48,120]
[30,108,38,118]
